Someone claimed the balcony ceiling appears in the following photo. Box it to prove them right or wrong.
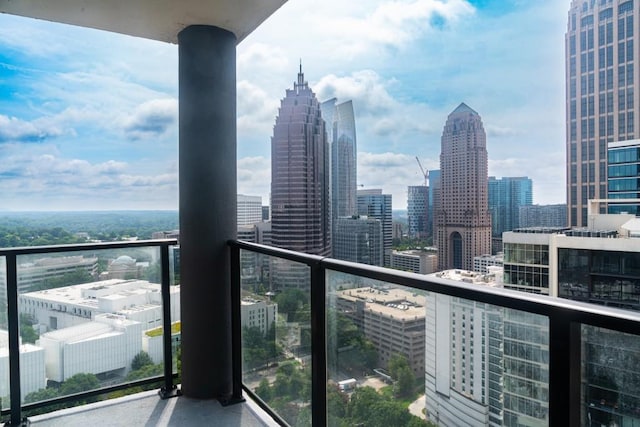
[0,0,287,43]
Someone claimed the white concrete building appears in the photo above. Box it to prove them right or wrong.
[20,279,180,332]
[38,314,142,383]
[238,194,263,227]
[390,250,438,274]
[240,297,277,336]
[0,331,46,400]
[473,253,504,274]
[424,270,504,427]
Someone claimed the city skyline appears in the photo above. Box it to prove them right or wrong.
[0,1,567,211]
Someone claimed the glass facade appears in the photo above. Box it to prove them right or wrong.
[582,326,640,426]
[488,177,533,237]
[608,141,640,214]
[558,248,640,310]
[503,243,551,294]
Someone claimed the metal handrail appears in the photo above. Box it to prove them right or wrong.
[0,239,179,426]
[229,239,640,427]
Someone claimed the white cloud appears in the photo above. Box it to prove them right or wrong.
[238,156,271,202]
[123,99,178,140]
[0,149,177,210]
[328,0,475,55]
[0,115,63,143]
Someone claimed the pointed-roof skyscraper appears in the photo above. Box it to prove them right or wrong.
[270,65,331,288]
[436,103,491,271]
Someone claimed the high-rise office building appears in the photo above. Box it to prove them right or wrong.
[608,139,640,214]
[237,194,263,227]
[408,185,429,239]
[332,216,383,266]
[488,176,533,237]
[429,169,441,240]
[518,204,568,228]
[436,103,491,271]
[357,189,392,267]
[270,66,331,288]
[320,98,357,220]
[566,0,640,227]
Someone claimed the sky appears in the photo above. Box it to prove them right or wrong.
[0,0,569,211]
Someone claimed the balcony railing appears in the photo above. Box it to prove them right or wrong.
[229,240,640,427]
[0,239,179,426]
[1,238,638,426]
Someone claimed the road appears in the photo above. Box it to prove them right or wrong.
[408,394,426,420]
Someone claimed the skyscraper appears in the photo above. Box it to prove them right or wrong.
[320,98,358,220]
[332,216,383,266]
[357,189,392,267]
[270,66,331,287]
[407,185,429,239]
[488,176,533,236]
[436,103,491,271]
[566,0,639,227]
[429,169,441,240]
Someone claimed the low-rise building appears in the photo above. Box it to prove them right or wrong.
[20,279,180,332]
[473,253,504,274]
[241,297,277,336]
[335,286,425,376]
[390,250,438,274]
[38,313,142,383]
[0,331,46,400]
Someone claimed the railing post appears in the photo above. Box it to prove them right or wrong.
[5,253,25,426]
[159,244,180,399]
[548,314,578,426]
[310,261,327,426]
[224,242,245,405]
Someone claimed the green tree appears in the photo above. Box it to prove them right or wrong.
[394,365,415,398]
[24,387,60,404]
[255,378,271,401]
[131,351,154,371]
[59,373,99,396]
[274,289,307,321]
[327,386,348,427]
[348,386,383,421]
[19,313,39,344]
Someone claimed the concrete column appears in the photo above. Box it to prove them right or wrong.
[178,25,236,399]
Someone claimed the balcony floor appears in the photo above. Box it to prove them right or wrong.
[28,389,279,427]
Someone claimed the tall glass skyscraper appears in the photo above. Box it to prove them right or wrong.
[321,98,357,220]
[488,176,533,237]
[566,0,640,227]
[436,103,491,271]
[270,66,331,288]
[408,185,429,239]
[357,189,392,267]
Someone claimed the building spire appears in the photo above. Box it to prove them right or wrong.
[297,58,304,86]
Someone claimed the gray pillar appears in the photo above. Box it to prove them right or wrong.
[178,25,236,399]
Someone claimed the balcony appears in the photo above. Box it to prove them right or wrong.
[1,239,638,426]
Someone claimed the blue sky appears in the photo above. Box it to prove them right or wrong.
[0,0,568,210]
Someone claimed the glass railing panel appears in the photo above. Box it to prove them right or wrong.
[0,255,10,411]
[240,249,311,426]
[169,244,180,378]
[581,325,640,426]
[16,245,169,408]
[326,270,550,427]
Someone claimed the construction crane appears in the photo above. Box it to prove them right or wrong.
[415,156,429,187]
